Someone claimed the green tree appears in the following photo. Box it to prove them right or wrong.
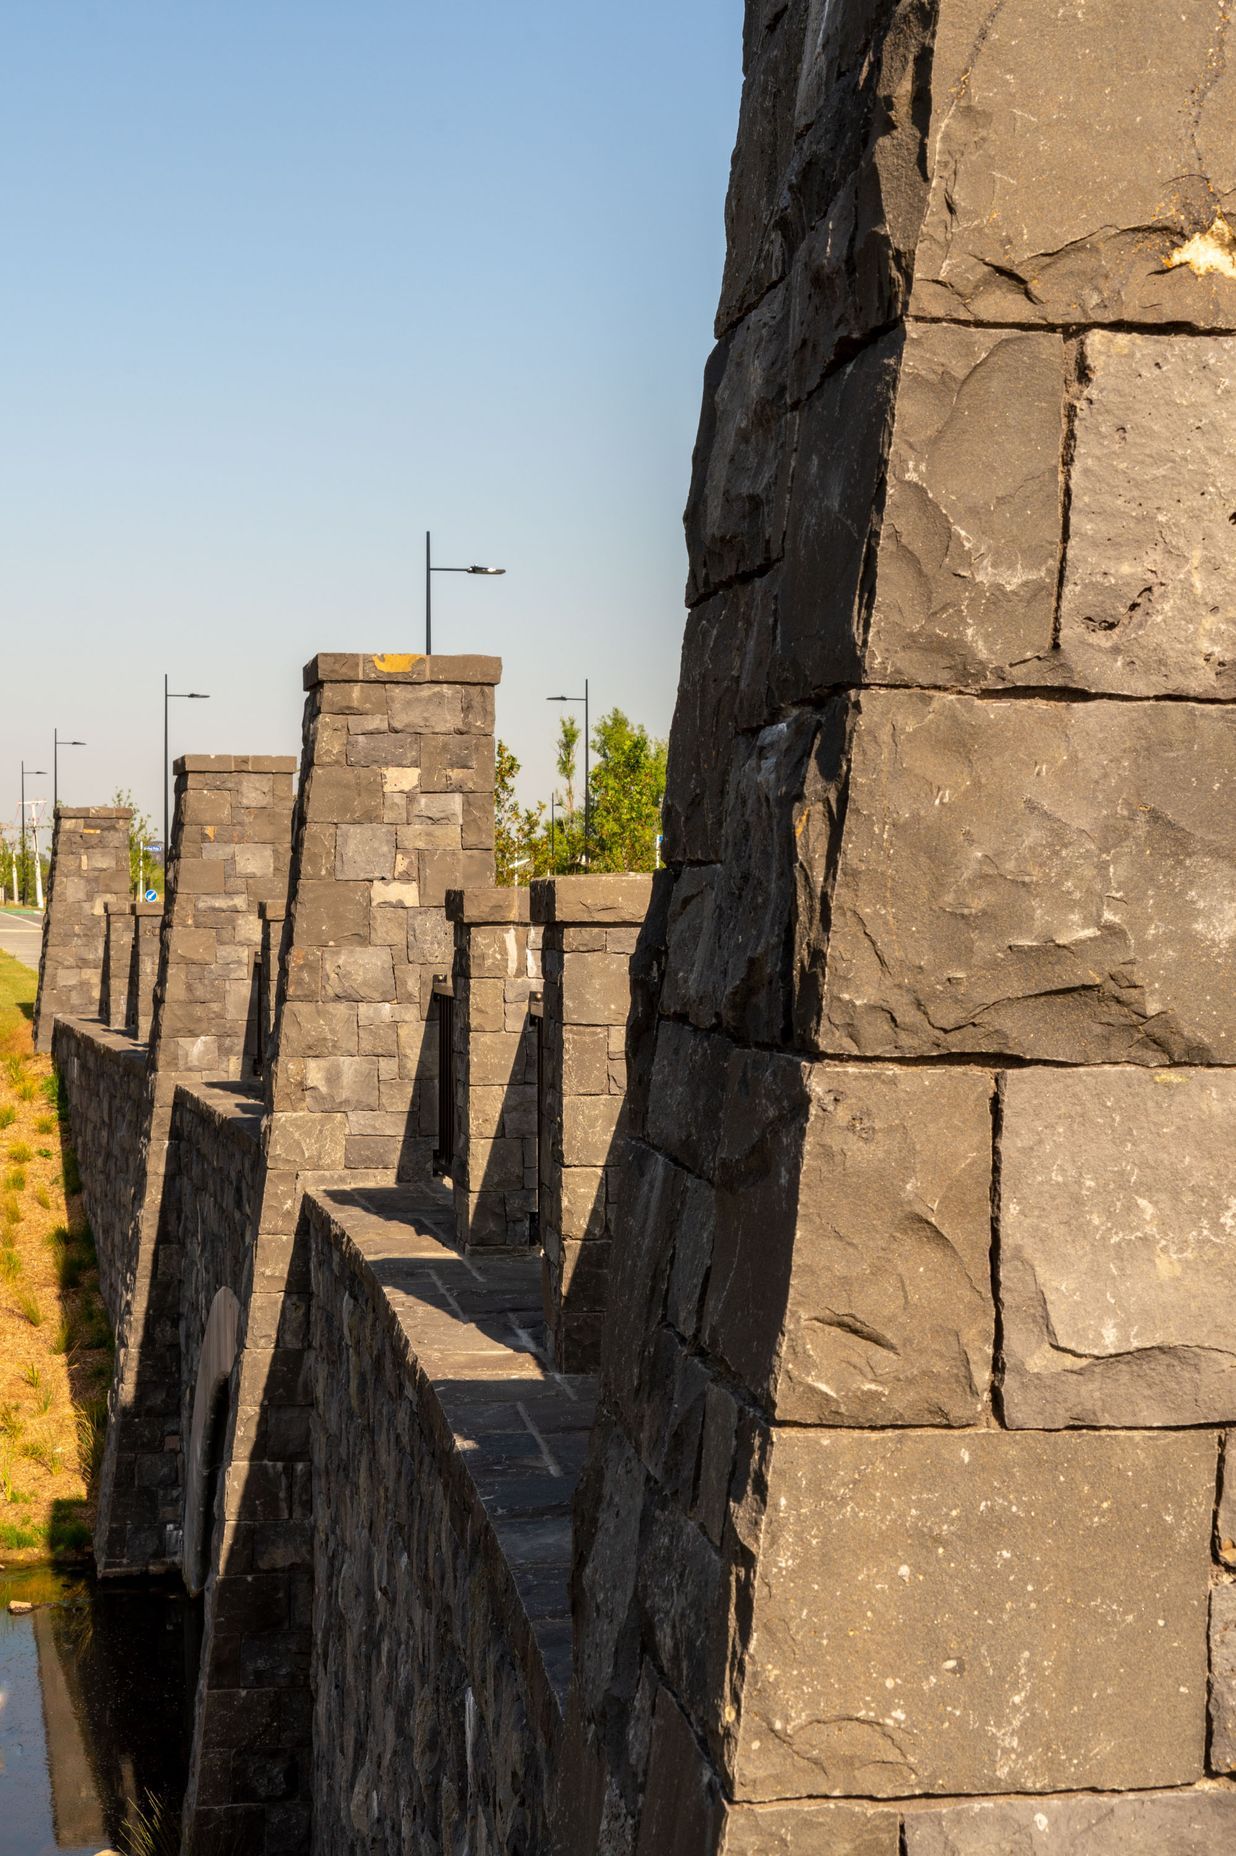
[586,709,667,874]
[110,788,161,898]
[555,714,580,823]
[495,742,550,886]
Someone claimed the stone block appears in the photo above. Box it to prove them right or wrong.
[634,1685,723,1856]
[1212,1581,1236,1774]
[818,691,1236,1064]
[302,1057,380,1112]
[304,765,384,824]
[1221,1438,1236,1568]
[562,952,632,1028]
[279,1003,358,1059]
[561,1026,608,1095]
[321,947,395,1003]
[1057,332,1236,697]
[903,1790,1236,1853]
[732,1429,1214,1801]
[722,1802,898,1856]
[561,1094,624,1169]
[290,880,370,948]
[334,825,396,880]
[1000,1067,1236,1427]
[530,874,653,925]
[385,684,466,733]
[911,0,1236,330]
[866,323,1064,687]
[707,1061,995,1422]
[264,1113,347,1170]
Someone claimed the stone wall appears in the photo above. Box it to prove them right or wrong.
[51,1018,147,1326]
[34,806,132,1050]
[555,3,1236,1850]
[102,905,135,1030]
[532,876,650,1374]
[446,887,540,1249]
[307,1185,585,1855]
[132,903,163,1043]
[95,755,296,1576]
[184,653,500,1856]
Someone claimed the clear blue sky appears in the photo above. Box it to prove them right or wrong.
[1,0,743,842]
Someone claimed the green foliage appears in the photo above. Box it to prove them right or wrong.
[494,741,551,886]
[496,709,667,884]
[110,786,162,897]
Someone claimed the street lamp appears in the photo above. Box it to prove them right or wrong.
[425,530,505,654]
[547,679,590,863]
[164,675,210,882]
[19,763,47,907]
[53,730,86,811]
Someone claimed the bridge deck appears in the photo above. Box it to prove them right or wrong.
[305,1182,597,1705]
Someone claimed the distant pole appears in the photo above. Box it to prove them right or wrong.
[30,807,44,909]
[583,678,590,863]
[164,675,211,888]
[18,763,46,906]
[52,729,86,812]
[426,530,432,656]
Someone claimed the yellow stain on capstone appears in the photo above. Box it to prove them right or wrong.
[1164,214,1236,281]
[371,653,422,674]
[204,826,216,842]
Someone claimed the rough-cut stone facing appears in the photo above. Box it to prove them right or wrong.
[1221,1438,1236,1569]
[866,323,1064,687]
[733,1429,1214,1800]
[51,1019,146,1326]
[1057,333,1236,697]
[999,1068,1236,1428]
[103,905,136,1030]
[911,0,1236,329]
[706,1062,994,1422]
[817,692,1236,1064]
[721,1800,899,1854]
[34,807,132,1050]
[1212,1582,1236,1775]
[903,1789,1236,1853]
[534,877,650,1372]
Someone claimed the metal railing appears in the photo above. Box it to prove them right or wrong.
[432,975,455,1178]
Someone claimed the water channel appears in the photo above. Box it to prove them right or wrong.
[0,1564,193,1856]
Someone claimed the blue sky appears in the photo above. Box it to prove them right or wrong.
[1,0,743,840]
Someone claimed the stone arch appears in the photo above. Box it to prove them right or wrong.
[183,1286,240,1597]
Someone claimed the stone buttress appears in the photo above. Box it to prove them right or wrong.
[94,757,296,1575]
[33,805,132,1050]
[555,4,1236,1851]
[182,653,498,1856]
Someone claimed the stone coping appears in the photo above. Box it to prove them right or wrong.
[305,1183,597,1711]
[258,901,287,921]
[104,901,163,917]
[530,873,653,925]
[172,1077,265,1146]
[133,903,163,918]
[173,754,297,774]
[303,652,502,689]
[53,806,132,820]
[54,1014,149,1067]
[446,886,531,925]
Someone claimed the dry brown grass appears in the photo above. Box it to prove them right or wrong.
[0,948,111,1559]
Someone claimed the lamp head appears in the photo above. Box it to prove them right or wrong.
[467,565,505,576]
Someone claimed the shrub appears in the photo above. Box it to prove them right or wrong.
[0,1106,14,1131]
[3,1167,26,1192]
[16,1291,44,1328]
[6,1142,31,1164]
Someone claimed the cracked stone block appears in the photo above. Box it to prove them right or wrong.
[732,1429,1214,1801]
[1220,1438,1236,1568]
[1212,1581,1236,1774]
[999,1067,1236,1427]
[816,691,1236,1064]
[704,1058,995,1422]
[865,322,1064,687]
[912,0,1236,329]
[903,1789,1236,1853]
[1056,332,1236,697]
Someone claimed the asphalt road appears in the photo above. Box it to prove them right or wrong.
[0,909,44,972]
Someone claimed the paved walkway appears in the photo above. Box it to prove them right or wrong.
[0,909,43,972]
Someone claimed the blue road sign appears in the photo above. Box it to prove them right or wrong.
[144,888,158,902]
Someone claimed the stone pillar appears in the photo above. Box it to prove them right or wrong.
[33,806,132,1050]
[102,904,136,1031]
[257,902,285,1073]
[184,653,498,1856]
[446,886,541,1250]
[132,902,162,1042]
[94,756,296,1577]
[557,6,1236,1851]
[532,875,650,1374]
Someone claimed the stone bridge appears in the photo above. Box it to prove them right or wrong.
[35,4,1236,1851]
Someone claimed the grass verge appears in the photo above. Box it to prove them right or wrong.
[0,947,111,1560]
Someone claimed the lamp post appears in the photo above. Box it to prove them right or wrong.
[53,730,86,812]
[19,763,46,906]
[425,531,505,654]
[547,680,590,864]
[164,675,210,883]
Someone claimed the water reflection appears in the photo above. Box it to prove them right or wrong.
[0,1565,192,1856]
